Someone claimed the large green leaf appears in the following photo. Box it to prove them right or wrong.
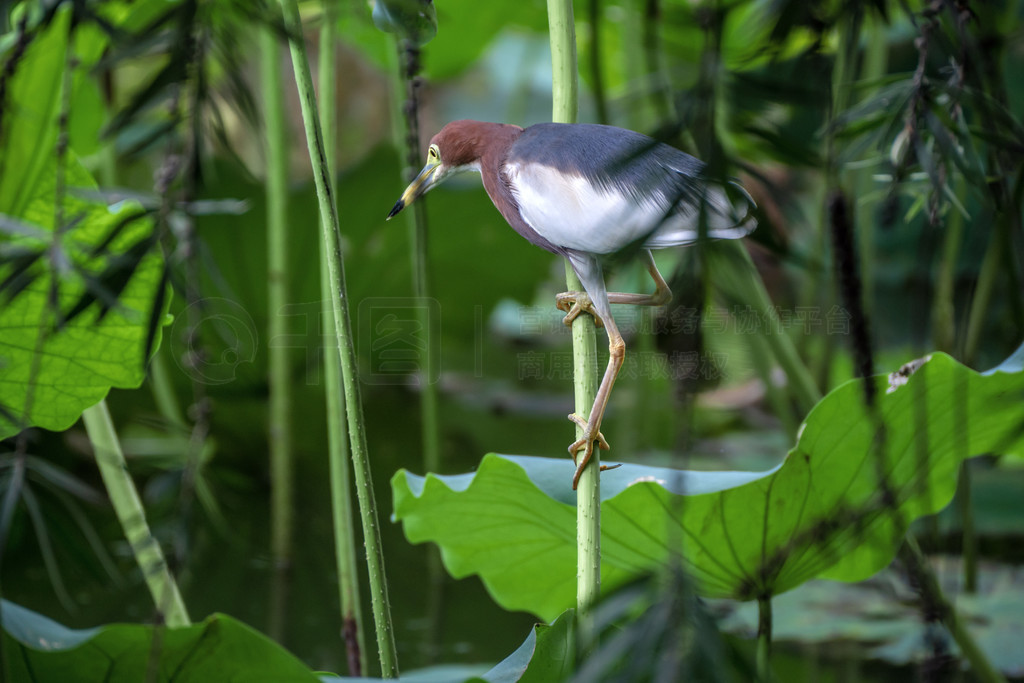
[392,350,1024,621]
[0,10,165,439]
[0,599,321,682]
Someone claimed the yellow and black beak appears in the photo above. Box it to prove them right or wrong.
[387,158,441,220]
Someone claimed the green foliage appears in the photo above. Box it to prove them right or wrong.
[0,599,321,682]
[393,351,1024,621]
[0,7,166,440]
[1,599,577,683]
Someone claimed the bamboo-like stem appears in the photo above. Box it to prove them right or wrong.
[900,536,1007,683]
[82,402,190,628]
[260,22,294,642]
[318,7,367,673]
[276,1,398,675]
[547,0,600,654]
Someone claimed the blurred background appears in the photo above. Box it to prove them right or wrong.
[2,0,1022,679]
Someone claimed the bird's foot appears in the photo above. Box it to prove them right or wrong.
[567,413,620,489]
[555,292,604,328]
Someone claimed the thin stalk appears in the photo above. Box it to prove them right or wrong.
[276,1,399,675]
[756,595,772,682]
[82,401,190,628]
[901,536,1007,683]
[547,0,601,654]
[260,23,294,642]
[318,6,367,673]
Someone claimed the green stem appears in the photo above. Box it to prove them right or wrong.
[901,536,1006,683]
[260,23,294,642]
[547,0,600,654]
[318,7,367,673]
[548,0,579,125]
[276,1,399,675]
[82,401,190,628]
[756,595,772,682]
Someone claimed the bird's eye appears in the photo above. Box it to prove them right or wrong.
[428,146,439,161]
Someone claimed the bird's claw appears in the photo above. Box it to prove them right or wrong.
[555,292,604,328]
[567,413,619,489]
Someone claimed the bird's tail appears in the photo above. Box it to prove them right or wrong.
[643,179,757,248]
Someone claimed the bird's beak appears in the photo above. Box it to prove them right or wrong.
[387,159,441,220]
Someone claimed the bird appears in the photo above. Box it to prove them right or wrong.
[387,120,755,489]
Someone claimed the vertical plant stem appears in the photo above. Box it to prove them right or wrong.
[318,7,367,673]
[82,401,190,628]
[260,23,294,642]
[756,595,772,682]
[547,0,600,653]
[276,1,399,675]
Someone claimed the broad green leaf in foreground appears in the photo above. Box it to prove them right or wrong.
[0,599,320,682]
[393,350,1024,622]
[0,8,165,439]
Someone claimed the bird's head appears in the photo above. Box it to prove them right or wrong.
[386,120,497,220]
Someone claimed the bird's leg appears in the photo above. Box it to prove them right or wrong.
[567,312,626,489]
[604,250,672,308]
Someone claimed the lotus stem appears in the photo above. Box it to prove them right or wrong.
[546,0,601,655]
[318,5,367,673]
[82,401,190,628]
[276,0,399,675]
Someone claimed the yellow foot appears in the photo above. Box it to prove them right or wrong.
[555,292,604,328]
[567,413,620,490]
